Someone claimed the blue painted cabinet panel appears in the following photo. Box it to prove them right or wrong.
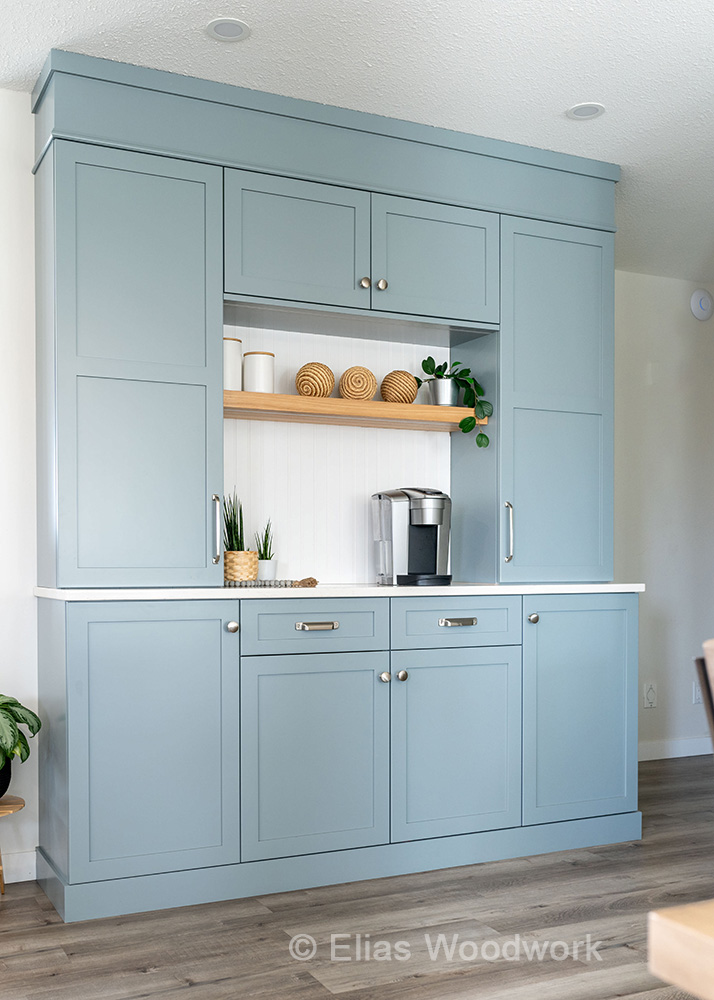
[52,141,223,587]
[499,217,614,583]
[522,595,638,824]
[391,646,522,841]
[241,651,390,860]
[65,601,240,882]
[240,598,389,655]
[371,195,499,323]
[224,170,372,309]
[391,596,521,649]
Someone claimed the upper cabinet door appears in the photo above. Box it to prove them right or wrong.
[371,194,499,323]
[499,217,614,583]
[52,142,223,587]
[224,170,371,309]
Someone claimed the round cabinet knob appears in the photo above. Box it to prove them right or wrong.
[396,670,409,682]
[528,614,539,624]
[376,278,388,291]
[379,671,392,683]
[226,621,240,633]
[359,276,371,289]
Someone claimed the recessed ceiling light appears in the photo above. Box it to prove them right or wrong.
[206,18,251,42]
[566,103,605,121]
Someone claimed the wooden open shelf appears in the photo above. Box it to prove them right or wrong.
[223,391,487,433]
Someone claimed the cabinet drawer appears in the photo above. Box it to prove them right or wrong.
[391,596,522,649]
[240,598,389,655]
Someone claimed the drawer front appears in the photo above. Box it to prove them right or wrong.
[240,598,389,655]
[391,596,522,649]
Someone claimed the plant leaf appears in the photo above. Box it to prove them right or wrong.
[0,709,19,755]
[14,730,30,763]
[0,696,20,708]
[476,432,490,448]
[474,401,486,419]
[5,704,41,736]
[473,380,485,397]
[414,377,423,388]
[422,357,435,375]
[462,387,475,408]
[480,400,494,417]
[457,368,471,379]
[459,416,477,433]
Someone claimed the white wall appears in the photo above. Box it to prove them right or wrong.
[615,270,714,760]
[0,89,37,880]
[223,323,451,583]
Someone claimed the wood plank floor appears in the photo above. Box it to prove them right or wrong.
[1,756,712,1000]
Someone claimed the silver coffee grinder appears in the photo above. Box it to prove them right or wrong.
[371,488,452,586]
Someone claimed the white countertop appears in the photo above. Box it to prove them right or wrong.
[34,582,645,601]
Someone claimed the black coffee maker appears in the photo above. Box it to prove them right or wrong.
[371,488,452,586]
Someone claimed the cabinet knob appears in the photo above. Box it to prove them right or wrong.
[226,621,240,633]
[376,278,388,291]
[528,613,539,624]
[359,276,371,289]
[396,670,409,682]
[379,671,392,683]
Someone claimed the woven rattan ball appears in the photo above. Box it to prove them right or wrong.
[380,370,419,404]
[295,362,335,397]
[339,366,377,400]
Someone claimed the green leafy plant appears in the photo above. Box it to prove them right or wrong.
[255,519,274,560]
[415,357,493,448]
[0,696,41,772]
[223,492,246,551]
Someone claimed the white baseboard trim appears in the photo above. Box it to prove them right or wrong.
[2,850,37,884]
[639,736,713,761]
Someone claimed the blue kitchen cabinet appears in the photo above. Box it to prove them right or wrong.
[371,195,499,322]
[498,217,614,582]
[390,646,522,841]
[240,651,390,861]
[37,141,224,587]
[224,170,499,323]
[45,601,241,883]
[522,594,638,824]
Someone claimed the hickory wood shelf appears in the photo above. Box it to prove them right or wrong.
[223,391,488,433]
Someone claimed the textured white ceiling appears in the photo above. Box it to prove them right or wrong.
[2,0,713,282]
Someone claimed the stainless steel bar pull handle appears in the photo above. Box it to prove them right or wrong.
[295,621,340,631]
[504,501,514,563]
[438,617,478,627]
[212,494,221,565]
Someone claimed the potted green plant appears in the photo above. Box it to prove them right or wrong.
[255,519,277,581]
[223,492,258,582]
[0,696,41,799]
[415,357,493,448]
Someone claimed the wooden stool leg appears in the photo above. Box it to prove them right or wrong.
[0,842,4,894]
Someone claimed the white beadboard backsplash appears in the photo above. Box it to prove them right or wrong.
[223,323,451,584]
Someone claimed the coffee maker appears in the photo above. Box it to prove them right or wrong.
[371,488,452,586]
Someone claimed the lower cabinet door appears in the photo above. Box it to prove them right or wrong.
[66,601,240,882]
[522,594,638,824]
[241,652,390,860]
[391,646,522,842]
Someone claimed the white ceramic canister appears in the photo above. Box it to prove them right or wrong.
[223,337,243,391]
[243,351,275,393]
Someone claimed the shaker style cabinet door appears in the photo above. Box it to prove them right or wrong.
[390,646,522,841]
[241,651,390,860]
[65,601,240,882]
[499,217,614,582]
[522,595,638,825]
[371,194,499,323]
[224,170,372,308]
[49,142,224,587]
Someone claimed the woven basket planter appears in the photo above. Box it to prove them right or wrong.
[224,550,258,582]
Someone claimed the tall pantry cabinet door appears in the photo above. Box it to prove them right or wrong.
[43,141,223,587]
[499,218,614,582]
[65,601,240,882]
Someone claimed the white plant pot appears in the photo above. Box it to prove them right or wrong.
[257,559,277,581]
